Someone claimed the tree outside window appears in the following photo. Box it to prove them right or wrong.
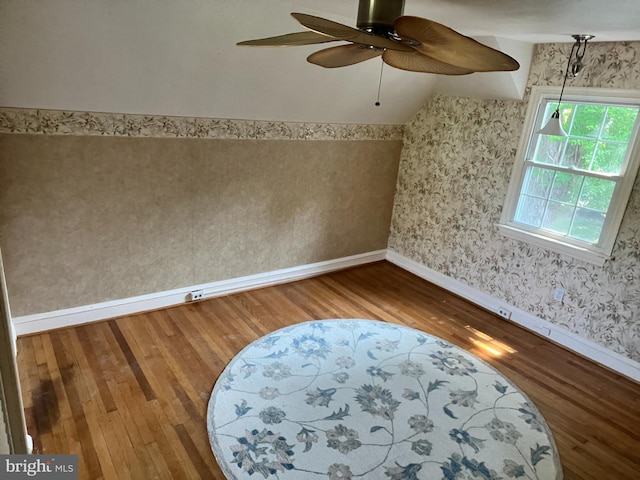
[499,87,640,266]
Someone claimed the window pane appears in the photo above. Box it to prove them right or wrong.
[570,208,605,243]
[592,141,628,174]
[562,138,596,169]
[502,88,640,259]
[569,104,606,137]
[559,103,575,130]
[514,195,545,227]
[541,201,573,235]
[601,106,638,141]
[532,136,564,164]
[578,177,615,212]
[542,102,557,119]
[523,166,554,197]
[549,172,583,203]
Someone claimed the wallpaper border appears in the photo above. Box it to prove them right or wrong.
[0,107,404,141]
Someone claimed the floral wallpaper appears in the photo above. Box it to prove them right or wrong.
[389,41,640,363]
[0,108,403,141]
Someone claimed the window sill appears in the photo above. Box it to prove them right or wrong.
[497,223,610,267]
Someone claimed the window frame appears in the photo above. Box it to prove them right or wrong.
[499,86,640,266]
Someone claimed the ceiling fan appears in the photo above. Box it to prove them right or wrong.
[237,0,519,75]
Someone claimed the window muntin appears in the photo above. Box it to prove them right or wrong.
[499,87,640,265]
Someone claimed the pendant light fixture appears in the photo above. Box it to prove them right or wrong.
[537,34,594,137]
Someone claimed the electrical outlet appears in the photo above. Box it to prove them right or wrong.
[553,287,565,302]
[189,290,204,302]
[497,308,512,320]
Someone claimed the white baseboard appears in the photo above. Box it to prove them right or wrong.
[12,250,387,336]
[386,249,640,383]
[13,248,639,383]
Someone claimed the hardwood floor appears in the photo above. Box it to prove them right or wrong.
[16,261,640,479]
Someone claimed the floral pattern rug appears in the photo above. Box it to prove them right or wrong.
[207,319,562,479]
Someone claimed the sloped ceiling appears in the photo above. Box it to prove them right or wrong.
[1,0,640,125]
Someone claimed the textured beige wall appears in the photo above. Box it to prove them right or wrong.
[0,134,401,316]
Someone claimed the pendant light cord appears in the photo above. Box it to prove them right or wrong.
[537,35,592,137]
[375,59,384,107]
[556,41,580,112]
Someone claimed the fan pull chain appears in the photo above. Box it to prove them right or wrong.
[375,59,384,106]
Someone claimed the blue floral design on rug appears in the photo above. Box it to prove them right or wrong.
[207,319,562,479]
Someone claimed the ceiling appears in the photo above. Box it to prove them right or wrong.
[1,0,640,125]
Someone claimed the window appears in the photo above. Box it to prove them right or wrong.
[499,86,640,266]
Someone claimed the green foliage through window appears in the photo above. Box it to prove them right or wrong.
[515,99,639,246]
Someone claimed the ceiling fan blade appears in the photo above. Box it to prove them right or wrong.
[237,31,337,47]
[394,16,520,72]
[291,12,413,52]
[308,44,383,68]
[383,49,473,75]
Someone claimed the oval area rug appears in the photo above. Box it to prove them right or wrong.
[208,319,562,479]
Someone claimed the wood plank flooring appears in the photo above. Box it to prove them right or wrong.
[16,261,640,479]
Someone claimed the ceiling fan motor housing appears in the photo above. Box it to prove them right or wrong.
[357,0,405,35]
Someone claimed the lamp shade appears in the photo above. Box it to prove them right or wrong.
[537,110,567,137]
